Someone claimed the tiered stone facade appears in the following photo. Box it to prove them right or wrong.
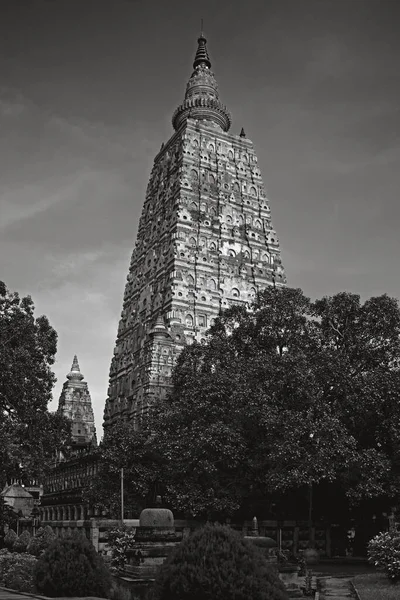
[103,35,286,428]
[40,451,100,523]
[58,356,97,446]
[41,358,98,525]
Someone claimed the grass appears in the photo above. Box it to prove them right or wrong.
[353,572,400,600]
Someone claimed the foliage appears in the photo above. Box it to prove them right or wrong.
[107,526,137,572]
[368,531,400,581]
[0,281,71,486]
[82,420,160,517]
[4,528,17,550]
[86,287,400,519]
[2,552,37,592]
[147,287,400,517]
[27,525,55,557]
[0,548,14,582]
[149,523,289,600]
[34,532,111,597]
[13,530,31,553]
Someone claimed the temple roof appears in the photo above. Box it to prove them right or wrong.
[1,483,33,499]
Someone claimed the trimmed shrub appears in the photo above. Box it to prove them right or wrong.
[3,553,37,593]
[27,525,55,557]
[4,529,17,551]
[150,523,289,600]
[34,532,111,598]
[13,530,31,553]
[368,530,400,581]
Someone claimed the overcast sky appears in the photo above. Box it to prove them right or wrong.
[1,0,399,438]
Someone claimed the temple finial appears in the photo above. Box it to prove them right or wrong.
[172,32,232,132]
[193,31,211,70]
[240,127,246,138]
[200,18,204,37]
[67,355,84,381]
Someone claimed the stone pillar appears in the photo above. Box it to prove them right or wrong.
[90,520,99,552]
[74,505,78,520]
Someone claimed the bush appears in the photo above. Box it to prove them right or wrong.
[150,523,289,600]
[3,529,17,551]
[0,549,14,583]
[13,530,31,553]
[368,531,400,581]
[34,532,112,598]
[108,526,136,572]
[3,553,37,593]
[27,525,55,557]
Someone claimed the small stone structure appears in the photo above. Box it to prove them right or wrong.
[123,504,181,579]
[1,483,34,517]
[111,501,181,600]
[244,516,278,562]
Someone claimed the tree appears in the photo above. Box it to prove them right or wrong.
[0,282,71,486]
[147,287,400,519]
[82,420,161,518]
[88,287,400,522]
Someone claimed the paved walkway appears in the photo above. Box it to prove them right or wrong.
[0,590,37,600]
[0,578,358,600]
[0,590,104,600]
[318,575,355,599]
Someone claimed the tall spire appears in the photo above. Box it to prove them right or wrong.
[172,33,231,132]
[59,356,97,447]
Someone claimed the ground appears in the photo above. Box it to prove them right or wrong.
[353,572,400,600]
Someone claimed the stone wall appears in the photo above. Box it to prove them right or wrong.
[38,517,331,557]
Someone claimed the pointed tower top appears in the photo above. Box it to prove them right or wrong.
[193,34,211,70]
[66,355,84,381]
[150,314,170,338]
[240,127,246,138]
[172,33,232,132]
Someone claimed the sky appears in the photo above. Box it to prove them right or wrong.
[1,0,399,438]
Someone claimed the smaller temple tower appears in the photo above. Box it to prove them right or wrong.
[57,356,97,448]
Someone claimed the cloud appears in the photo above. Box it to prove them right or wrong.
[0,170,98,231]
[0,86,28,117]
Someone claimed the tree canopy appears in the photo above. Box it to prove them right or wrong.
[87,286,400,520]
[0,281,71,487]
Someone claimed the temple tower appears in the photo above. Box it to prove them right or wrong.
[103,34,286,429]
[58,356,97,447]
